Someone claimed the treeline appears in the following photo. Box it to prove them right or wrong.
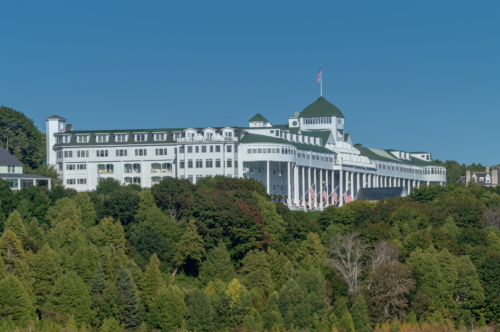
[1,177,500,332]
[433,160,496,184]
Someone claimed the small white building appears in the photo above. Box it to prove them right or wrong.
[46,96,446,207]
[0,147,52,190]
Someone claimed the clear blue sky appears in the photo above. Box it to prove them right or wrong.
[1,1,498,165]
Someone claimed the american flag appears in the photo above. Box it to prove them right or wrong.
[322,186,328,203]
[332,186,339,205]
[308,183,316,198]
[317,66,322,83]
[343,187,353,203]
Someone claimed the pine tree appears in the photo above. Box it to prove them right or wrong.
[351,294,371,332]
[267,248,293,290]
[239,249,272,295]
[116,266,140,330]
[46,197,82,228]
[0,229,26,274]
[71,244,99,284]
[74,192,97,228]
[88,217,126,249]
[141,253,163,310]
[295,232,326,271]
[90,262,106,296]
[134,189,158,224]
[173,219,205,277]
[254,192,286,243]
[4,210,27,239]
[48,271,91,327]
[26,217,45,249]
[337,310,355,332]
[186,288,214,332]
[150,285,186,332]
[279,279,307,330]
[0,274,34,327]
[199,241,235,285]
[454,255,485,309]
[262,291,284,331]
[30,244,60,311]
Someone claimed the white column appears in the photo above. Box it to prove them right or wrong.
[313,168,317,208]
[356,172,360,193]
[350,171,354,197]
[302,166,305,206]
[319,169,323,208]
[17,178,20,190]
[294,164,299,204]
[339,169,344,206]
[287,162,291,204]
[325,169,329,207]
[266,161,270,194]
[308,167,312,207]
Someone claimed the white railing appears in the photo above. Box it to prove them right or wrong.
[176,137,238,143]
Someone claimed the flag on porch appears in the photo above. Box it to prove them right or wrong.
[308,183,316,197]
[322,187,328,203]
[332,185,339,205]
[343,187,353,203]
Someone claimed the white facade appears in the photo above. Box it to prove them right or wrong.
[46,96,446,208]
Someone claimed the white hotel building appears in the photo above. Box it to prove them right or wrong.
[46,96,446,207]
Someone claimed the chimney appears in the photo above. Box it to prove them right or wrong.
[493,168,499,186]
[466,170,471,185]
[486,166,490,173]
[294,112,300,117]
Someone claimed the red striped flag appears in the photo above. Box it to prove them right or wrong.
[332,186,339,205]
[317,67,322,83]
[343,187,353,203]
[308,183,316,198]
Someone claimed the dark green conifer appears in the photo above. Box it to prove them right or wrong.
[351,294,371,332]
[186,288,214,332]
[116,266,140,330]
[0,274,34,327]
[199,241,235,285]
[30,245,60,311]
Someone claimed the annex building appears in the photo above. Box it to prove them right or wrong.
[46,96,446,207]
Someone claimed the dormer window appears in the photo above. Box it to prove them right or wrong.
[135,134,147,142]
[115,134,128,142]
[76,135,89,143]
[154,133,167,141]
[96,135,109,143]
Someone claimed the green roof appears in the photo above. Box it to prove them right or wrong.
[248,113,269,122]
[302,131,331,146]
[355,146,443,167]
[240,133,333,153]
[299,97,344,118]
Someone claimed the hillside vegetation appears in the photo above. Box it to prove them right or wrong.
[0,176,500,332]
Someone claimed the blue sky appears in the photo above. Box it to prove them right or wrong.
[1,1,498,165]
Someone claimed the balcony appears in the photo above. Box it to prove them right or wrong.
[176,136,238,143]
[151,163,172,173]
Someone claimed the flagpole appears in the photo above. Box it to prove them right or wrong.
[320,64,322,97]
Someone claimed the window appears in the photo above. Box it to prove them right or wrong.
[135,134,147,142]
[215,145,221,152]
[188,159,193,168]
[115,134,127,142]
[67,179,76,185]
[227,145,232,153]
[201,146,207,153]
[210,146,214,152]
[96,150,108,157]
[96,135,108,143]
[133,177,141,184]
[215,159,221,168]
[188,175,193,183]
[77,150,89,158]
[196,159,203,168]
[77,164,86,170]
[227,159,232,167]
[7,166,15,173]
[180,160,185,168]
[155,148,167,156]
[247,149,251,153]
[133,164,141,173]
[66,164,76,170]
[76,135,89,143]
[135,149,147,156]
[116,149,127,157]
[64,151,73,158]
[206,159,213,168]
[179,146,185,153]
[57,151,63,158]
[77,179,86,184]
[106,164,114,173]
[275,130,280,137]
[195,146,199,153]
[154,133,166,141]
[187,146,193,153]
[56,136,63,144]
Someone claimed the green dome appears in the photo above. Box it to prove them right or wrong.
[299,96,344,118]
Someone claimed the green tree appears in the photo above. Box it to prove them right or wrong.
[454,255,485,309]
[267,247,293,290]
[46,197,82,228]
[186,288,214,332]
[254,192,286,244]
[173,219,205,277]
[30,245,60,312]
[96,178,122,196]
[150,285,186,332]
[0,106,45,168]
[351,294,371,332]
[141,253,164,310]
[74,192,97,228]
[239,249,272,295]
[262,291,284,331]
[4,210,27,239]
[48,271,91,327]
[87,217,126,249]
[0,274,34,327]
[295,232,326,271]
[199,241,235,285]
[279,278,308,330]
[0,179,13,220]
[0,229,26,274]
[103,187,140,227]
[116,267,140,330]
